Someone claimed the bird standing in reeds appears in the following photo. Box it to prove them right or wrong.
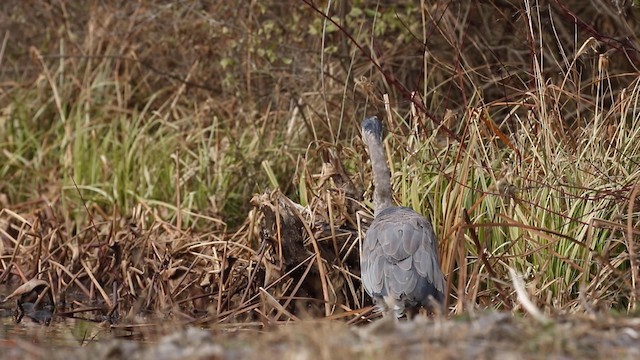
[360,116,445,318]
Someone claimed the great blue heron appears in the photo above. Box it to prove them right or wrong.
[360,116,446,318]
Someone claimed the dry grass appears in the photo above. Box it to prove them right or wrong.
[0,0,640,343]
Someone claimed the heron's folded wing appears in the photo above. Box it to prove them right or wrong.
[361,236,386,295]
[377,221,421,261]
[385,260,418,299]
[379,224,403,259]
[413,246,445,294]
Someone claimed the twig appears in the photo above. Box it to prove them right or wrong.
[508,267,550,325]
[627,183,640,311]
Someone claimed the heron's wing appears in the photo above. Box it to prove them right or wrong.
[412,216,446,295]
[361,239,386,296]
[362,225,419,300]
[362,209,445,301]
[379,221,420,260]
[385,256,418,300]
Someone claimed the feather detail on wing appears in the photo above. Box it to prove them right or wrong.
[361,206,445,313]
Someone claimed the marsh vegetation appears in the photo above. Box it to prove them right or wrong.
[1,0,640,358]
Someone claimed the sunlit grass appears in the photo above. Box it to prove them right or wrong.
[381,76,640,312]
[0,56,297,229]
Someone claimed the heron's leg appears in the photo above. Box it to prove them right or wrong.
[405,307,419,320]
[426,295,446,316]
[383,307,401,322]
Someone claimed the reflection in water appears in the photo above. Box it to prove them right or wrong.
[1,313,108,345]
[0,283,113,357]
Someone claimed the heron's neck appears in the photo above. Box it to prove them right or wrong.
[368,139,393,215]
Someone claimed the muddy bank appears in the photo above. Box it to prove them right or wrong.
[2,312,638,360]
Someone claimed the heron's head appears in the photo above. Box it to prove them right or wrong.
[361,116,383,143]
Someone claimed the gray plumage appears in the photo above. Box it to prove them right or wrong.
[360,116,445,318]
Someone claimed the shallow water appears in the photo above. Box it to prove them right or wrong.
[0,282,114,355]
[0,313,109,346]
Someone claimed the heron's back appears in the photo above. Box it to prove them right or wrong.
[361,206,445,316]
